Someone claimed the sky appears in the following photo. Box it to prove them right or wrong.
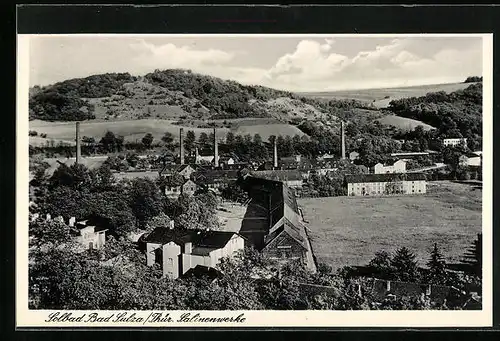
[28,35,483,92]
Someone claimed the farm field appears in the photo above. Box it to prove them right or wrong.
[376,115,436,131]
[298,181,482,271]
[301,82,474,107]
[29,119,305,144]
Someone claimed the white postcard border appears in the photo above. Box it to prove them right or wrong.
[16,33,494,328]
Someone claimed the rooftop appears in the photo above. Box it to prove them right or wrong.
[345,173,427,183]
[143,227,238,250]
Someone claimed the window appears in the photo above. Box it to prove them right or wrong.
[167,258,174,266]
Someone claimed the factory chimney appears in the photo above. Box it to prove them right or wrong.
[213,128,219,168]
[75,122,81,164]
[273,137,278,169]
[341,121,346,159]
[179,128,185,165]
[195,145,199,164]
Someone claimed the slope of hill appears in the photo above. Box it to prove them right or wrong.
[376,115,436,131]
[301,82,475,108]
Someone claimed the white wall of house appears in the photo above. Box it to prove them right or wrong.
[162,242,181,280]
[77,226,106,250]
[467,156,481,167]
[148,234,244,279]
[443,138,467,147]
[348,180,426,196]
[285,180,303,188]
[374,160,406,174]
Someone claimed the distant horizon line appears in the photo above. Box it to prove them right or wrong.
[29,68,480,94]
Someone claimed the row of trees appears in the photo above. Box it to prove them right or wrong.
[29,241,460,311]
[364,236,482,286]
[31,162,221,236]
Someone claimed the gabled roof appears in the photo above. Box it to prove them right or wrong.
[345,172,427,183]
[264,218,308,251]
[252,170,303,182]
[143,227,239,250]
[181,265,222,281]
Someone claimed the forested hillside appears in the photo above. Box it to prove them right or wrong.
[388,83,482,149]
[29,73,136,121]
[28,69,376,123]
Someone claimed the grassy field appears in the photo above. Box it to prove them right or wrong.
[376,115,436,131]
[301,82,474,107]
[29,119,305,144]
[298,181,482,271]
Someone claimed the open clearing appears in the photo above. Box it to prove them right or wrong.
[376,115,436,131]
[30,119,305,144]
[298,181,482,270]
[301,82,474,107]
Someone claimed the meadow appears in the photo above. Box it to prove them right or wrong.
[301,82,473,108]
[298,181,482,270]
[29,119,305,144]
[376,115,436,131]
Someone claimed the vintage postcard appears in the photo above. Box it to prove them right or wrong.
[16,33,493,327]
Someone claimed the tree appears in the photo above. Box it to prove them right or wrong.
[426,243,447,284]
[145,212,172,232]
[127,178,163,228]
[142,133,154,148]
[185,130,196,153]
[253,133,263,144]
[368,251,394,279]
[198,132,209,146]
[226,131,235,145]
[161,132,174,146]
[29,245,120,309]
[391,247,419,282]
[126,152,140,168]
[49,163,93,191]
[461,233,482,276]
[100,131,117,152]
[29,219,72,247]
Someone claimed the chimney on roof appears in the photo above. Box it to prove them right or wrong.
[341,121,346,159]
[213,128,219,168]
[179,128,185,165]
[273,138,278,169]
[75,122,81,164]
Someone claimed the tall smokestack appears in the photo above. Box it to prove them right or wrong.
[195,145,199,164]
[179,128,185,165]
[75,122,81,164]
[213,128,219,168]
[273,138,278,169]
[341,121,346,159]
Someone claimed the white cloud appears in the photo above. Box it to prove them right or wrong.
[29,36,483,92]
[260,38,482,91]
[130,39,235,72]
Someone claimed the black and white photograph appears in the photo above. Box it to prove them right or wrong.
[17,33,493,327]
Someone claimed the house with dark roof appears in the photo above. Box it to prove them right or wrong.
[143,227,245,279]
[192,169,241,191]
[251,170,303,189]
[345,173,427,196]
[72,219,108,251]
[239,176,316,272]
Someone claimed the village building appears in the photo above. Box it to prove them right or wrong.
[459,153,482,167]
[373,160,407,174]
[345,173,427,196]
[251,170,303,189]
[239,176,316,272]
[349,151,359,161]
[73,219,108,250]
[192,169,240,191]
[143,227,245,279]
[443,137,468,147]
